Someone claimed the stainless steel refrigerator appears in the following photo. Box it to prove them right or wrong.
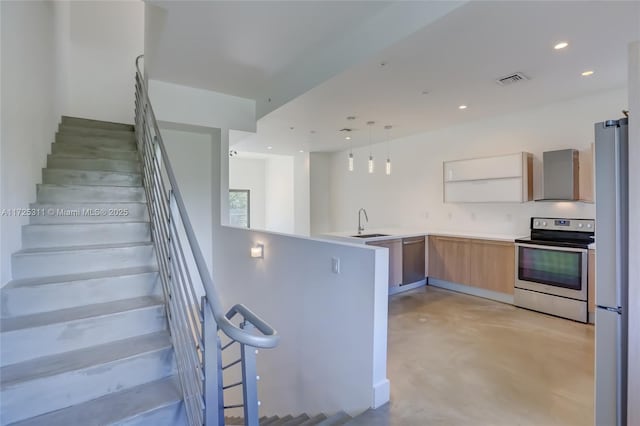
[595,117,629,426]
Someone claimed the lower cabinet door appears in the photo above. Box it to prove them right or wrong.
[468,239,515,294]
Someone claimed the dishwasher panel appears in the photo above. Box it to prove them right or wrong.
[402,237,426,285]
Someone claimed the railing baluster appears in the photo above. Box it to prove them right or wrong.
[241,322,260,426]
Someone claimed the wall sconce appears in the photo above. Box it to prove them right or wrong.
[250,243,264,259]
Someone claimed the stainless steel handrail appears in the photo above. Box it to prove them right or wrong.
[135,54,278,426]
[134,54,279,350]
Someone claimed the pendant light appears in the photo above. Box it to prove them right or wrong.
[384,125,392,176]
[348,136,354,172]
[367,121,375,174]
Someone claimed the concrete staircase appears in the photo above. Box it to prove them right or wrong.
[225,410,355,426]
[0,117,185,425]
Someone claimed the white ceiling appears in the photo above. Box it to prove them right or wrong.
[231,1,640,155]
[146,1,392,99]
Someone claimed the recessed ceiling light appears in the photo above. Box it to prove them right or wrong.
[267,146,273,150]
[554,41,569,50]
[458,105,468,110]
[345,136,351,140]
[581,70,595,76]
[289,126,294,130]
[299,150,304,153]
[421,90,429,95]
[346,116,356,121]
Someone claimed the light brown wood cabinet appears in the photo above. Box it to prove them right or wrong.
[367,239,403,289]
[468,239,515,295]
[428,236,470,285]
[429,235,515,295]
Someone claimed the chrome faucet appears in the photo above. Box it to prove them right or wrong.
[358,208,369,235]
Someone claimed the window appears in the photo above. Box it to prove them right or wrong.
[229,189,250,228]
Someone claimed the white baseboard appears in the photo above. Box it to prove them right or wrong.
[372,378,390,408]
[428,278,514,304]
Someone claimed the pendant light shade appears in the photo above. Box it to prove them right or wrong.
[367,121,375,174]
[384,124,393,176]
[348,152,354,171]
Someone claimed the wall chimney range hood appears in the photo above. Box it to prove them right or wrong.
[536,149,580,201]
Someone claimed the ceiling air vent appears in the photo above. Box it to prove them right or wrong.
[496,72,530,86]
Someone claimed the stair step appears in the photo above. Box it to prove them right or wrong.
[43,168,142,187]
[22,221,150,248]
[12,241,155,279]
[316,412,352,426]
[47,154,140,173]
[300,414,328,426]
[0,332,174,424]
[36,183,145,203]
[58,126,135,140]
[55,133,137,149]
[262,416,280,425]
[51,143,138,161]
[1,266,160,317]
[0,296,165,367]
[270,415,294,425]
[61,116,134,132]
[9,376,185,426]
[281,414,311,426]
[29,202,148,224]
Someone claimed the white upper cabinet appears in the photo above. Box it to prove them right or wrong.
[443,152,533,203]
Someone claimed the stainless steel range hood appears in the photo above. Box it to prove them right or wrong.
[536,149,580,201]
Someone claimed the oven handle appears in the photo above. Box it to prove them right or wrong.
[515,243,588,254]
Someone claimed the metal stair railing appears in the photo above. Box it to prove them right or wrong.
[134,54,279,426]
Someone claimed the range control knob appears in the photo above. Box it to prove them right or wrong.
[587,223,593,229]
[534,221,540,227]
[578,223,584,228]
[542,221,547,226]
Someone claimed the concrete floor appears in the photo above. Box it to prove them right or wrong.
[350,286,595,426]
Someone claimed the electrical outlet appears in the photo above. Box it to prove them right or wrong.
[332,257,341,274]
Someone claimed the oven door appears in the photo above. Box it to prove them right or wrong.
[515,243,588,301]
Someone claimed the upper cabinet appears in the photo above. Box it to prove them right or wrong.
[443,152,533,203]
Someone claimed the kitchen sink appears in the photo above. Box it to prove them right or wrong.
[351,233,390,238]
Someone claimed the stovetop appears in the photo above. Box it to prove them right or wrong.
[516,217,595,249]
[514,237,592,249]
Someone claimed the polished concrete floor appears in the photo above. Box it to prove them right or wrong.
[350,286,595,426]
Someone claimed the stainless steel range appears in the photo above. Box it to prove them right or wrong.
[514,217,594,323]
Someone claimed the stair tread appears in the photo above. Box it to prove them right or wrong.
[3,265,158,289]
[300,414,328,426]
[281,414,311,426]
[49,153,139,162]
[10,376,180,426]
[61,116,134,129]
[14,241,153,256]
[1,296,163,333]
[1,331,170,387]
[44,168,141,177]
[38,182,144,190]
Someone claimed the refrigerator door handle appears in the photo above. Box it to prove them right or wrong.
[597,305,623,315]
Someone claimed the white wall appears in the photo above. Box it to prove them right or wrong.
[160,125,215,276]
[326,89,627,236]
[229,158,267,230]
[265,156,294,234]
[229,153,309,235]
[293,154,311,236]
[63,1,144,124]
[149,80,257,133]
[1,1,61,285]
[309,153,332,235]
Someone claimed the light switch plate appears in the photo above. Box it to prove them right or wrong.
[332,257,340,274]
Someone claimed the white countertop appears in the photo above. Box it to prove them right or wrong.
[319,229,525,244]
